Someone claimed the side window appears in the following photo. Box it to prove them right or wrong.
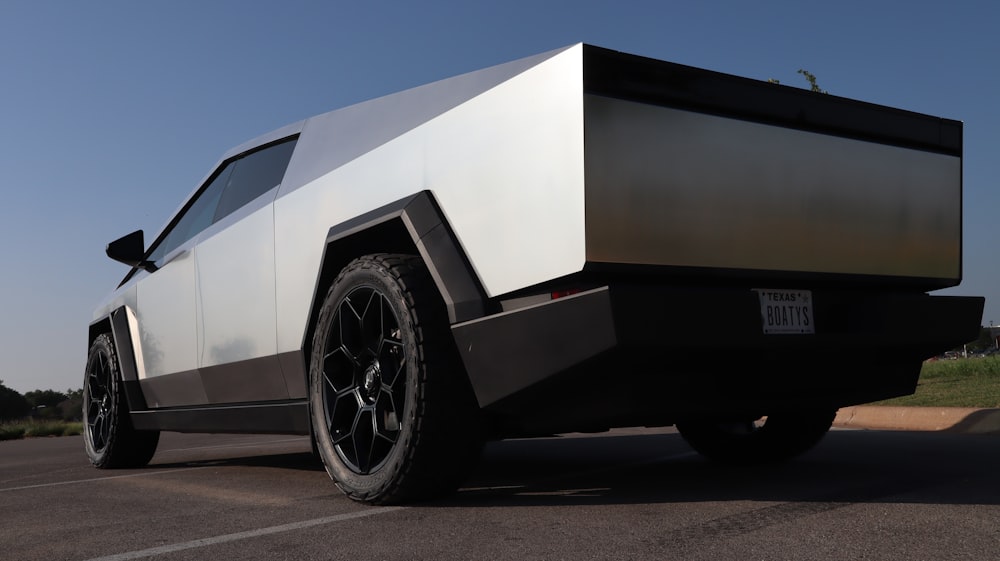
[144,135,297,265]
[147,164,233,263]
[213,137,297,223]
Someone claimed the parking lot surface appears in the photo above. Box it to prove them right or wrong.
[2,427,999,561]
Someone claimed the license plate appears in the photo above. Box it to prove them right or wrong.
[754,289,815,334]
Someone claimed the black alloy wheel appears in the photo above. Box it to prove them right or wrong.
[309,254,482,504]
[320,285,407,474]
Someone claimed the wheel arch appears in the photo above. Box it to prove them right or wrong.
[88,308,148,412]
[300,190,491,382]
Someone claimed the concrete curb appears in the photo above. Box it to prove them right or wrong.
[834,406,1000,434]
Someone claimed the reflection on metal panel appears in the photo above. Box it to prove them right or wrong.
[280,45,577,196]
[124,305,146,380]
[134,248,199,379]
[584,95,961,281]
[274,45,587,353]
[196,192,288,403]
[195,197,289,402]
[196,202,278,369]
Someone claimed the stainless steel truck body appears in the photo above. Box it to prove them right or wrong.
[85,44,984,503]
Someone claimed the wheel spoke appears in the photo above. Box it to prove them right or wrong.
[322,348,358,396]
[92,414,106,448]
[352,409,376,473]
[338,296,365,357]
[359,291,383,358]
[327,390,360,443]
[87,397,100,417]
[378,340,404,388]
[323,283,407,476]
[88,364,104,393]
[330,429,351,446]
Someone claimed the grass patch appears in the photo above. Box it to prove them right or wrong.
[876,356,1000,408]
[0,420,84,441]
[0,425,24,441]
[62,422,83,436]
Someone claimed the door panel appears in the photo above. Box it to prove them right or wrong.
[134,247,208,406]
[195,196,287,403]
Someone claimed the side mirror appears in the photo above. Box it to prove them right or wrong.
[106,230,158,272]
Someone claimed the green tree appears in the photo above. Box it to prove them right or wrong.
[59,388,84,422]
[768,69,828,93]
[0,380,31,421]
[25,389,68,409]
[25,389,70,419]
[796,69,827,94]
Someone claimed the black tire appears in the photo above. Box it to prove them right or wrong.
[676,409,836,465]
[309,254,482,504]
[83,334,160,468]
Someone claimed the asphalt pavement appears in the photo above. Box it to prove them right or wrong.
[3,424,999,561]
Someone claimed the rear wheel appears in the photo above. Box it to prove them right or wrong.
[83,334,160,468]
[309,254,481,504]
[676,409,836,465]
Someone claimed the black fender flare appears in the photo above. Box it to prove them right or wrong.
[88,308,149,412]
[307,190,489,331]
[296,190,490,407]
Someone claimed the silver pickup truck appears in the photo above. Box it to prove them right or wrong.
[85,44,984,504]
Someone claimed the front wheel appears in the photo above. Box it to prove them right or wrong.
[83,334,160,468]
[676,409,836,465]
[309,254,481,504]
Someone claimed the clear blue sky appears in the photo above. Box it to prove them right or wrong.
[1,1,997,394]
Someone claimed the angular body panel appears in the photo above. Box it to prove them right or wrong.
[273,45,586,353]
[583,95,961,280]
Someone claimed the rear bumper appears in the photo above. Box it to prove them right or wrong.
[452,285,983,433]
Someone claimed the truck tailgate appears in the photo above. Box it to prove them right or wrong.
[581,46,962,289]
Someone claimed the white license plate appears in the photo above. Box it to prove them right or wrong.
[754,289,815,334]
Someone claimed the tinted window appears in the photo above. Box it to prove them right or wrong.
[147,164,233,263]
[213,137,297,222]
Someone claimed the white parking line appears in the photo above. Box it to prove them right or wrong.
[82,507,406,561]
[0,467,208,493]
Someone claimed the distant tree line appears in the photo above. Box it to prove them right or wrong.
[0,380,82,422]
